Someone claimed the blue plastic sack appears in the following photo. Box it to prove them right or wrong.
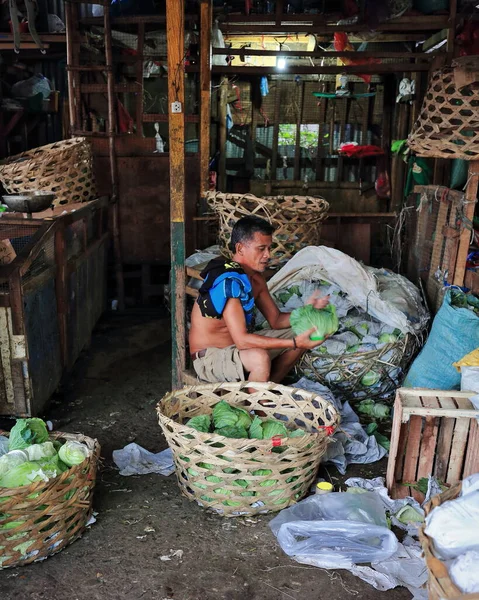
[403,290,479,390]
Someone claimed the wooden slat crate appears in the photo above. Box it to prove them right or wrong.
[387,388,479,502]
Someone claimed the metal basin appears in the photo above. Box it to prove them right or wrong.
[2,192,55,213]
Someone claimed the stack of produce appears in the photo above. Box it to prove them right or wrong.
[0,418,99,568]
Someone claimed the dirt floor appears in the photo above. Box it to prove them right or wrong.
[0,310,413,600]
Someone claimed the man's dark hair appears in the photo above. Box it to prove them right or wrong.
[230,216,275,253]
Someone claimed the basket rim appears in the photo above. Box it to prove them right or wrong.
[157,380,340,447]
[0,137,89,168]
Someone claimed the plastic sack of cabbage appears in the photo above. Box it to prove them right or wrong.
[258,246,429,400]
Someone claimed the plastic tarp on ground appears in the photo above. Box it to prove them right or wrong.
[267,246,429,335]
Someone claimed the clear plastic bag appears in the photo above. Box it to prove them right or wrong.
[270,492,398,568]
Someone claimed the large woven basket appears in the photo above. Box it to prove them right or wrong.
[0,138,97,207]
[206,192,329,269]
[299,333,420,401]
[157,381,339,517]
[0,431,100,568]
[408,65,479,160]
[419,483,477,600]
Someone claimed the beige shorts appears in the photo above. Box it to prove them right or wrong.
[192,328,295,383]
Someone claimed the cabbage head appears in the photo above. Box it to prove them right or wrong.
[58,441,90,467]
[290,304,339,341]
[360,371,381,387]
[214,425,248,439]
[261,420,288,439]
[9,418,49,451]
[379,333,398,344]
[212,401,238,429]
[24,441,56,462]
[186,415,211,433]
[233,407,252,429]
[358,399,390,419]
[288,428,306,438]
[248,416,264,440]
[0,461,50,488]
[0,450,28,477]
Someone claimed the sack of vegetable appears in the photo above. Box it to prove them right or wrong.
[0,418,100,569]
[258,247,429,401]
[157,381,339,517]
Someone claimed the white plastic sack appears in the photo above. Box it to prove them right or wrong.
[461,473,479,496]
[267,246,429,334]
[461,366,479,393]
[424,487,479,560]
[270,492,398,568]
[0,436,8,457]
[112,443,175,476]
[450,551,479,594]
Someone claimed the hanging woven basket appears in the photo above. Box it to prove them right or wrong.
[157,381,339,517]
[408,64,479,160]
[206,192,329,269]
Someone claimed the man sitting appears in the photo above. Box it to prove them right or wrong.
[189,215,329,383]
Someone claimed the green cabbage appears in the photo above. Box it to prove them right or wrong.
[378,333,398,344]
[358,399,390,419]
[288,428,306,437]
[366,423,391,450]
[212,400,239,429]
[58,441,89,467]
[0,461,50,488]
[252,469,272,477]
[205,475,223,483]
[260,479,277,487]
[360,371,381,387]
[261,420,288,439]
[290,304,339,341]
[249,416,264,440]
[232,479,248,488]
[9,418,49,451]
[214,426,248,439]
[0,450,29,477]
[197,462,215,470]
[186,415,211,433]
[233,407,252,429]
[24,441,56,462]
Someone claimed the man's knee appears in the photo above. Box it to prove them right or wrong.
[240,348,271,373]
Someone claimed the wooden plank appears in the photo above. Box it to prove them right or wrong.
[135,23,145,137]
[402,415,423,485]
[218,78,228,192]
[402,406,479,420]
[426,191,449,304]
[417,417,440,480]
[270,80,282,185]
[394,422,409,483]
[434,397,457,481]
[293,81,304,182]
[454,160,479,286]
[167,0,186,390]
[446,418,470,485]
[212,63,431,75]
[463,419,479,478]
[386,393,404,491]
[54,224,68,369]
[199,0,212,194]
[214,49,439,59]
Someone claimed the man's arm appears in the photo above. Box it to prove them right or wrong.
[223,298,323,351]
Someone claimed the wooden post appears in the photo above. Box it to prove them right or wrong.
[453,161,479,286]
[65,1,76,133]
[218,77,228,192]
[104,6,125,311]
[271,79,282,186]
[136,23,145,137]
[54,223,68,368]
[199,0,212,193]
[167,0,186,389]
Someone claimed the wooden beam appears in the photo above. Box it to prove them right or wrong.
[167,0,186,389]
[213,49,437,59]
[453,161,479,286]
[135,23,145,136]
[271,80,282,187]
[447,0,458,53]
[218,77,228,192]
[212,63,430,75]
[200,0,212,194]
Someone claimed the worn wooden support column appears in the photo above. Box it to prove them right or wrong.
[218,77,228,192]
[453,161,479,287]
[135,23,145,136]
[200,0,212,193]
[167,0,186,389]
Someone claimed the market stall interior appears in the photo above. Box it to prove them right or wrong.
[1,0,479,599]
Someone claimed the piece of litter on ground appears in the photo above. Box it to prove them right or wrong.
[136,535,147,540]
[160,549,184,561]
[109,488,132,493]
[144,526,155,533]
[112,443,175,476]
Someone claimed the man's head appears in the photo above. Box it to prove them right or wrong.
[230,216,275,273]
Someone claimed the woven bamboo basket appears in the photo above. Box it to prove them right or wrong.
[419,483,478,600]
[0,431,100,569]
[408,66,479,160]
[299,333,420,401]
[157,381,339,517]
[0,138,97,207]
[206,192,329,269]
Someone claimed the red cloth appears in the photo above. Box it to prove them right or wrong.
[333,32,381,84]
[339,144,385,158]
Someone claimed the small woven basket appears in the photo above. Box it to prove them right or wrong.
[206,192,329,269]
[419,483,473,600]
[0,431,100,569]
[0,138,97,207]
[299,334,420,401]
[157,381,339,517]
[408,65,479,160]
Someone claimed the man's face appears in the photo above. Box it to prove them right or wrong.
[235,231,272,273]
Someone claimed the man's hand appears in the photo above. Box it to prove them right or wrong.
[305,291,330,310]
[295,328,328,350]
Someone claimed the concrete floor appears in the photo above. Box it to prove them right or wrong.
[0,310,412,600]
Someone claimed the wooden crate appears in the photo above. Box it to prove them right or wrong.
[387,388,479,502]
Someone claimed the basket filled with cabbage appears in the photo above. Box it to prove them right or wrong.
[157,381,339,517]
[0,418,100,568]
[258,247,430,401]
